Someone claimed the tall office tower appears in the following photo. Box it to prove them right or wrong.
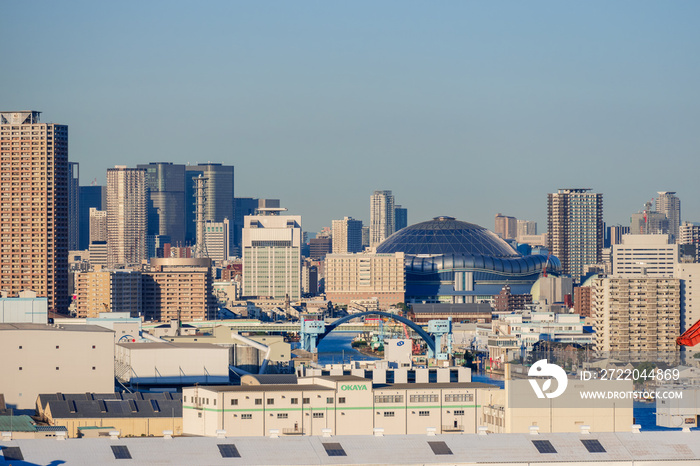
[204,218,230,263]
[106,166,147,267]
[394,205,408,232]
[332,217,363,253]
[592,276,680,357]
[137,162,186,246]
[185,163,234,246]
[370,190,395,248]
[516,220,537,238]
[242,211,301,300]
[233,197,259,256]
[361,226,370,249]
[0,111,69,312]
[89,208,108,243]
[78,185,105,250]
[494,213,518,240]
[68,162,80,250]
[656,192,681,242]
[547,188,604,281]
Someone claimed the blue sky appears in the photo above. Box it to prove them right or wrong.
[2,1,699,232]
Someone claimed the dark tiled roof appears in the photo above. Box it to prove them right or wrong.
[42,392,182,419]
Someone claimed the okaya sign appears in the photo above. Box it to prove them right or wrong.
[340,384,368,391]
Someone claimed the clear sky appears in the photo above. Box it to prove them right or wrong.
[2,1,699,233]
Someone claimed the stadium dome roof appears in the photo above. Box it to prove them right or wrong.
[375,216,521,257]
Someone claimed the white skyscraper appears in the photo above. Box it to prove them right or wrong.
[332,217,363,253]
[242,210,301,300]
[370,190,395,248]
[656,192,681,243]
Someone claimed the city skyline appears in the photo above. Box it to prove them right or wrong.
[2,2,699,232]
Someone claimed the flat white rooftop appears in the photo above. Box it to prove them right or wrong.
[1,431,699,465]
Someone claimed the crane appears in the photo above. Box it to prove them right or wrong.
[677,319,700,347]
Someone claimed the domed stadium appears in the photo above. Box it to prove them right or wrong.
[376,216,561,303]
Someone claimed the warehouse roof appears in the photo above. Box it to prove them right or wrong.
[1,431,699,465]
[40,392,181,419]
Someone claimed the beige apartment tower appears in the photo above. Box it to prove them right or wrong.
[107,166,147,267]
[370,190,395,248]
[0,111,69,312]
[592,276,680,356]
[74,268,142,318]
[142,258,216,322]
[325,252,405,308]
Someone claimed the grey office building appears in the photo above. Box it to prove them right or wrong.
[137,162,187,246]
[185,163,234,246]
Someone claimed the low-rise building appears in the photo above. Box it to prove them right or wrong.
[183,375,499,437]
[409,303,492,324]
[115,342,230,386]
[36,392,182,438]
[0,290,47,324]
[0,323,115,409]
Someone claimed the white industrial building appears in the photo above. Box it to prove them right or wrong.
[0,323,115,409]
[115,341,230,385]
[0,290,47,324]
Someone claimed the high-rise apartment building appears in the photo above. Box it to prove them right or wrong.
[185,163,234,246]
[325,252,405,308]
[494,213,517,240]
[370,190,395,248]
[106,166,147,267]
[679,221,700,263]
[332,217,363,254]
[674,263,700,358]
[394,205,408,232]
[0,111,69,312]
[89,208,108,243]
[656,191,681,242]
[78,185,105,250]
[547,189,603,281]
[516,220,537,238]
[242,212,301,300]
[592,276,680,356]
[137,162,186,246]
[142,258,216,322]
[68,162,80,250]
[74,268,142,318]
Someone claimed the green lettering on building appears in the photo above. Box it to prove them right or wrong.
[340,384,368,391]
